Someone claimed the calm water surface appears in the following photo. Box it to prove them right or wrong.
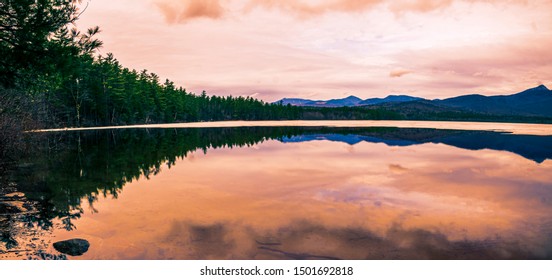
[1,124,552,259]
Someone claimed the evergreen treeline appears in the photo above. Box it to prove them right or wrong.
[1,0,302,128]
[0,0,305,160]
[29,52,303,127]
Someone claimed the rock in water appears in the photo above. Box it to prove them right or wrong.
[52,239,90,256]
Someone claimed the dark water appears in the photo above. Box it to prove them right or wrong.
[1,126,552,259]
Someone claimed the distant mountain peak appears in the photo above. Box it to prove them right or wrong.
[522,84,549,93]
[344,95,361,99]
[358,95,423,106]
[515,84,551,97]
[387,94,412,97]
[535,84,549,90]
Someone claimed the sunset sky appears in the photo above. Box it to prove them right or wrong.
[76,0,552,101]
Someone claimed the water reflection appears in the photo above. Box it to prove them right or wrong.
[1,127,552,259]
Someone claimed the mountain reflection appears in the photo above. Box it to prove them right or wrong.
[282,128,552,163]
[1,126,552,259]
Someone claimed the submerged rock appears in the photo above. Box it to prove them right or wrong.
[52,239,90,256]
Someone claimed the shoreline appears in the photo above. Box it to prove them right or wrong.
[31,120,552,136]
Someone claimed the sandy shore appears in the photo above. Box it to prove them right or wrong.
[32,120,552,136]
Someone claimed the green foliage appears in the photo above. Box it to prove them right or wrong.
[29,51,304,127]
[0,0,92,87]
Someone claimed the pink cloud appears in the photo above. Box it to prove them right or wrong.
[246,0,481,19]
[154,0,224,23]
[384,35,552,96]
[154,0,532,22]
[390,69,412,78]
[389,0,453,13]
[245,0,384,17]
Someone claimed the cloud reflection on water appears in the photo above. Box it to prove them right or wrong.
[50,138,552,259]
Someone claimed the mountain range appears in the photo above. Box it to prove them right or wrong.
[277,95,422,107]
[274,85,552,118]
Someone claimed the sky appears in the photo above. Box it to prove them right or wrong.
[76,0,552,102]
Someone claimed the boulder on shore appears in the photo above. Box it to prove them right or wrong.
[52,239,90,256]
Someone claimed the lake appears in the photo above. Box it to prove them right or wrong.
[2,121,552,259]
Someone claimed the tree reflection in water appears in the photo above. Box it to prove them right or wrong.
[1,126,552,259]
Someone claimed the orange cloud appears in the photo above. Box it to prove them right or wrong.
[389,0,453,13]
[245,0,385,17]
[247,0,530,18]
[391,35,552,93]
[390,0,533,14]
[389,164,408,173]
[154,0,531,23]
[390,69,412,78]
[154,0,224,23]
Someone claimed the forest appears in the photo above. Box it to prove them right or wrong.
[0,1,304,127]
[0,1,303,160]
